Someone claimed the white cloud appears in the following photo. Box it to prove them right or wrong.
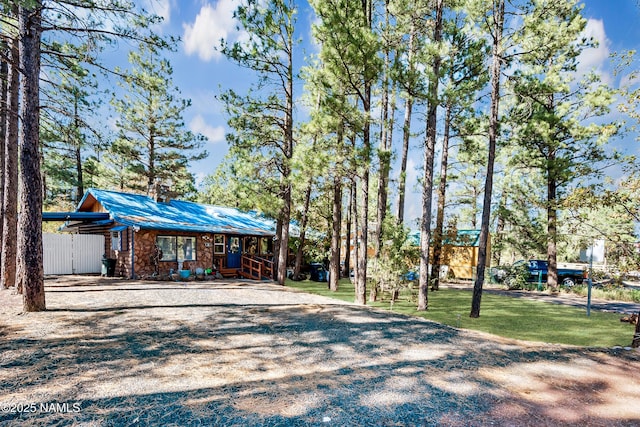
[182,0,244,62]
[577,19,611,81]
[140,0,171,27]
[190,115,226,143]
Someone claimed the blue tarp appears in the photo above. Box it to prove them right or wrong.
[76,189,276,236]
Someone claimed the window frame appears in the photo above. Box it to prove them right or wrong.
[111,231,122,251]
[213,234,225,255]
[177,236,196,261]
[156,235,197,262]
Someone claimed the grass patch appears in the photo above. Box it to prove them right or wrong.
[568,284,640,303]
[286,278,635,347]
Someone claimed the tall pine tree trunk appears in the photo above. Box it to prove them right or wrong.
[18,1,46,311]
[547,162,559,291]
[418,0,443,311]
[342,181,353,278]
[396,28,416,226]
[352,175,360,294]
[276,16,295,286]
[293,178,313,280]
[329,175,342,292]
[471,0,504,318]
[431,104,452,292]
[74,95,84,204]
[2,25,19,291]
[492,191,507,266]
[277,180,291,285]
[355,0,373,306]
[375,0,392,257]
[546,92,559,291]
[273,218,282,279]
[0,46,7,257]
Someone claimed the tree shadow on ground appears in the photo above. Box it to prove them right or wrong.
[1,283,639,426]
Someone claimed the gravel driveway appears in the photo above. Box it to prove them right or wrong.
[1,276,639,426]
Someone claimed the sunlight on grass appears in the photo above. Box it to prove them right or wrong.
[286,279,635,347]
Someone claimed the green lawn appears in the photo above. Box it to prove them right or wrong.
[286,278,636,347]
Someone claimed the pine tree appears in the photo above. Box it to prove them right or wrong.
[310,0,381,304]
[110,41,207,197]
[219,0,298,285]
[18,0,45,311]
[1,9,18,291]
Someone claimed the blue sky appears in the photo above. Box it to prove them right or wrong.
[127,0,640,225]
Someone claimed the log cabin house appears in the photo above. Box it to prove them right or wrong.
[52,188,277,280]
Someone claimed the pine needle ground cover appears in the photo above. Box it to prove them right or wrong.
[286,279,634,347]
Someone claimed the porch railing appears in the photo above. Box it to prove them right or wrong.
[240,255,274,280]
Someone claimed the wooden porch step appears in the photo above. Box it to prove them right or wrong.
[237,270,257,280]
[219,268,239,278]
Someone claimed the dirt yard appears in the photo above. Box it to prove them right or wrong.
[1,276,639,426]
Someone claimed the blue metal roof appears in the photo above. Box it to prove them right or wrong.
[42,212,110,221]
[77,188,276,236]
[408,229,482,247]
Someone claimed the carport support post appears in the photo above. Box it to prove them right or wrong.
[131,226,139,279]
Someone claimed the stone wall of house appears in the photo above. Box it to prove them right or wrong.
[132,230,215,278]
[104,228,132,278]
[103,227,275,279]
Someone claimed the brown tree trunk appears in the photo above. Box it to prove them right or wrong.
[632,312,640,348]
[276,28,295,286]
[352,174,360,295]
[431,104,452,291]
[342,181,353,278]
[18,1,46,311]
[356,168,368,305]
[375,0,393,256]
[277,181,292,286]
[2,24,19,291]
[492,191,507,267]
[418,0,444,311]
[546,92,559,292]
[355,0,373,306]
[329,175,342,292]
[293,178,313,280]
[471,0,504,318]
[0,45,7,255]
[547,176,559,290]
[273,218,282,279]
[396,28,416,226]
[74,95,84,204]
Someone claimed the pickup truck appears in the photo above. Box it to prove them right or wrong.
[514,259,586,288]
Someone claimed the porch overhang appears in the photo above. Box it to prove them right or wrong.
[42,212,110,222]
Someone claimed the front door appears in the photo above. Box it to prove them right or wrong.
[227,236,242,268]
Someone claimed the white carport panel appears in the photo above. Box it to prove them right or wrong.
[43,233,104,275]
[72,234,104,274]
[43,233,73,275]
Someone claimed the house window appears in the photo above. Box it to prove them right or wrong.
[214,235,225,254]
[260,237,272,255]
[157,236,177,261]
[246,237,258,254]
[178,237,196,261]
[156,236,197,261]
[229,237,240,254]
[111,231,122,251]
